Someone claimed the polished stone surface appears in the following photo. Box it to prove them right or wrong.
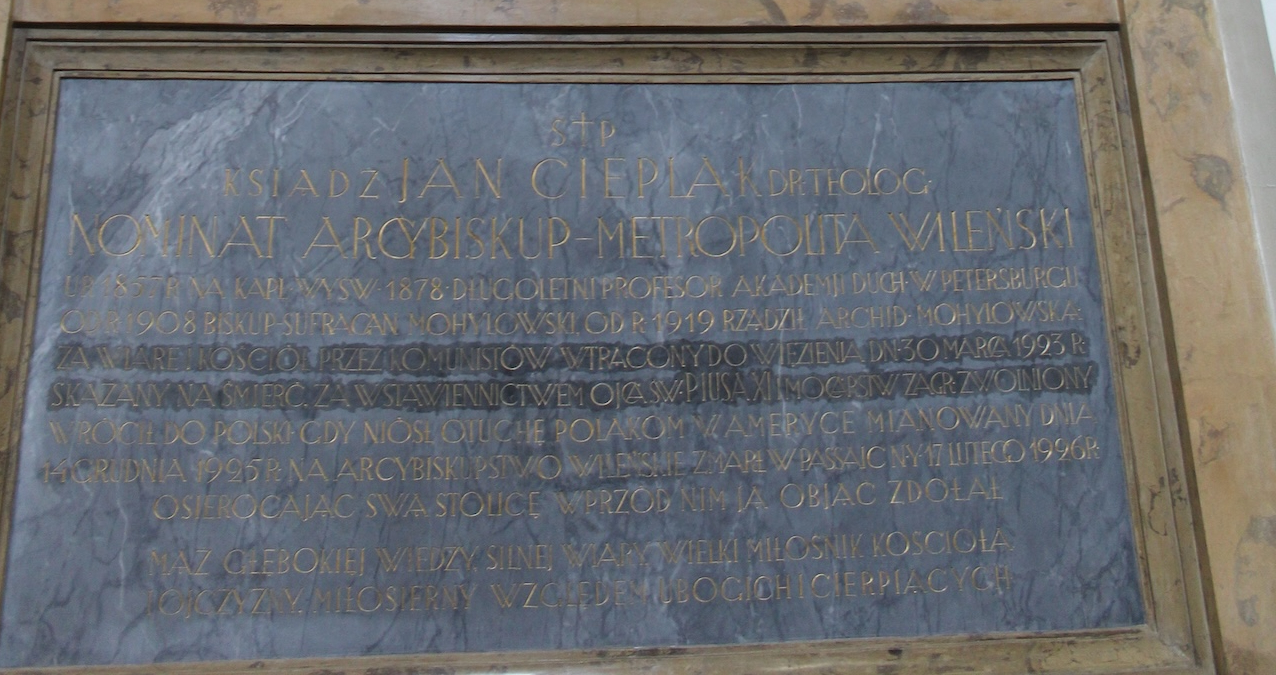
[0,79,1141,665]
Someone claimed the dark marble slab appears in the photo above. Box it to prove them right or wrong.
[0,79,1142,665]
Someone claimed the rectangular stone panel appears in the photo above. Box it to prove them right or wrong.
[0,78,1143,665]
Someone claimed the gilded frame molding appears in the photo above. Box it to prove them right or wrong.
[0,30,1211,674]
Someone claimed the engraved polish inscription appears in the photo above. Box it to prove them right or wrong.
[0,80,1142,665]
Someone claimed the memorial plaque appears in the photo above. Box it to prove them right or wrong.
[0,77,1144,666]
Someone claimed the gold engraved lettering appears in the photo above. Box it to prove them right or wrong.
[310,584,471,613]
[148,549,212,576]
[485,544,553,571]
[69,213,281,258]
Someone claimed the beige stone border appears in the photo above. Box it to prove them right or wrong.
[11,0,1118,28]
[2,3,1275,675]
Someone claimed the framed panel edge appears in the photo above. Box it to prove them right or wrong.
[0,29,1213,675]
[9,0,1121,30]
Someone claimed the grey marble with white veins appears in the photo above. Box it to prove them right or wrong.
[0,79,1143,665]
